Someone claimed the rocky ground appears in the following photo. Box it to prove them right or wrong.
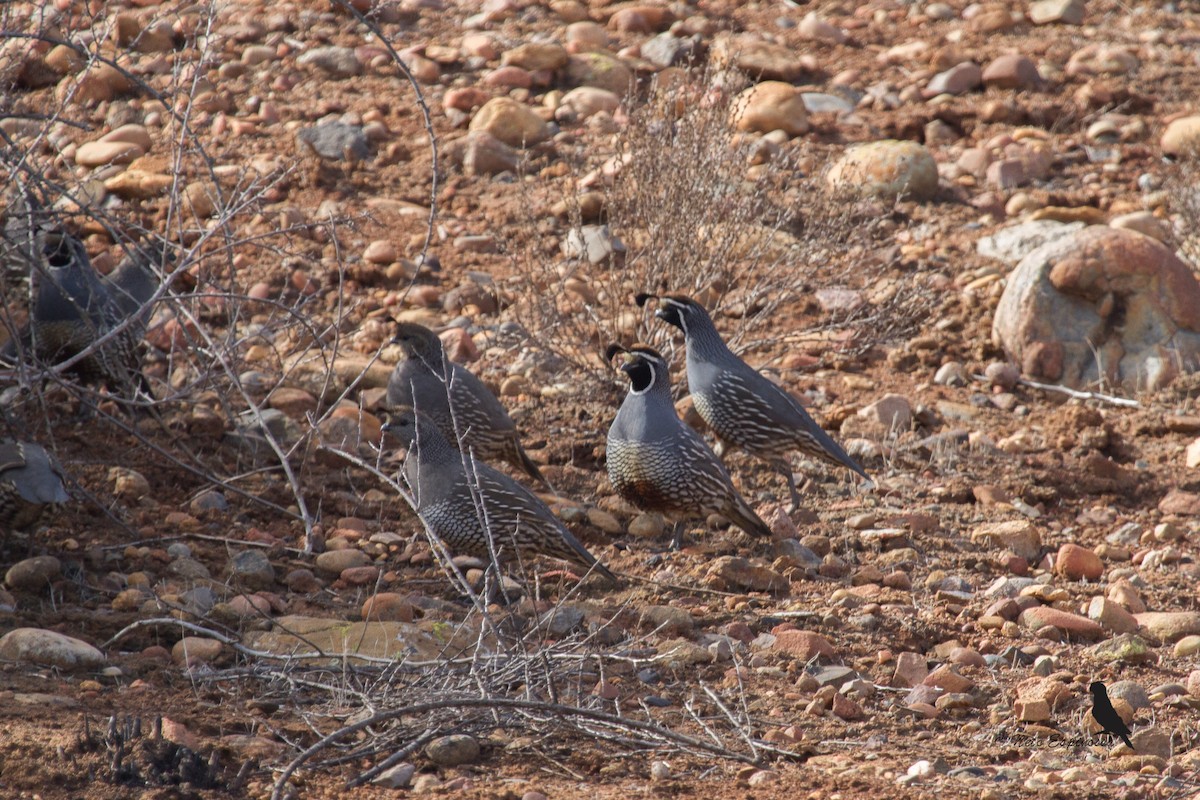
[3,0,1200,798]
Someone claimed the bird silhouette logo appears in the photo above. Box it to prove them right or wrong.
[1089,681,1134,750]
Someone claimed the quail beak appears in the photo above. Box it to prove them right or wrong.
[617,352,638,376]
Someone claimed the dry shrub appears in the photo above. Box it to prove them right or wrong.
[0,0,392,542]
[507,67,929,383]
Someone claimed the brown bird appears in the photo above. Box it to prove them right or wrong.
[386,323,551,491]
[1089,681,1134,750]
[382,406,614,584]
[638,292,870,510]
[0,441,69,533]
[606,343,772,549]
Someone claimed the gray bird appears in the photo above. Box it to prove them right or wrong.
[606,343,773,549]
[382,406,614,584]
[1,200,161,398]
[386,322,550,490]
[0,441,69,532]
[638,293,870,510]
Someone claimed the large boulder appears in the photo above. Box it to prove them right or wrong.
[992,225,1200,392]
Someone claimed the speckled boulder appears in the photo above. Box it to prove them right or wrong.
[993,225,1200,392]
[826,140,938,201]
[564,52,633,96]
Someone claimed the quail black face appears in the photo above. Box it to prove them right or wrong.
[653,295,698,333]
[44,234,75,268]
[617,346,667,393]
[619,354,655,393]
[1090,682,1105,696]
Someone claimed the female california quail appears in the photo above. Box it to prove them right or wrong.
[606,343,773,548]
[638,293,870,510]
[382,406,614,583]
[386,323,551,490]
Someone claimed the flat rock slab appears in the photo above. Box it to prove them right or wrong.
[0,628,106,669]
[1135,611,1200,642]
[245,615,486,663]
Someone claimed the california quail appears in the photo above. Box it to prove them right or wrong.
[606,344,773,549]
[638,293,870,510]
[382,406,614,583]
[387,322,551,490]
[1,215,161,399]
[0,441,69,532]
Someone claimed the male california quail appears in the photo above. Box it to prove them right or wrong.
[1,213,161,398]
[606,343,773,548]
[638,293,870,510]
[0,441,69,532]
[382,406,614,583]
[387,322,550,490]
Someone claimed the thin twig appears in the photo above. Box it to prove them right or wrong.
[973,374,1140,408]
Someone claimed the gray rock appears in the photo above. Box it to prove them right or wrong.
[190,489,228,513]
[296,46,360,78]
[459,131,520,176]
[0,628,105,669]
[238,408,302,442]
[640,33,703,67]
[814,665,857,688]
[1106,680,1150,710]
[801,92,855,114]
[539,605,585,636]
[924,62,982,97]
[372,762,415,788]
[562,225,626,267]
[976,220,1085,265]
[984,576,1039,598]
[934,362,967,386]
[169,556,211,580]
[230,550,276,590]
[773,538,821,568]
[298,121,371,162]
[181,586,218,615]
[167,542,192,559]
[426,734,480,766]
